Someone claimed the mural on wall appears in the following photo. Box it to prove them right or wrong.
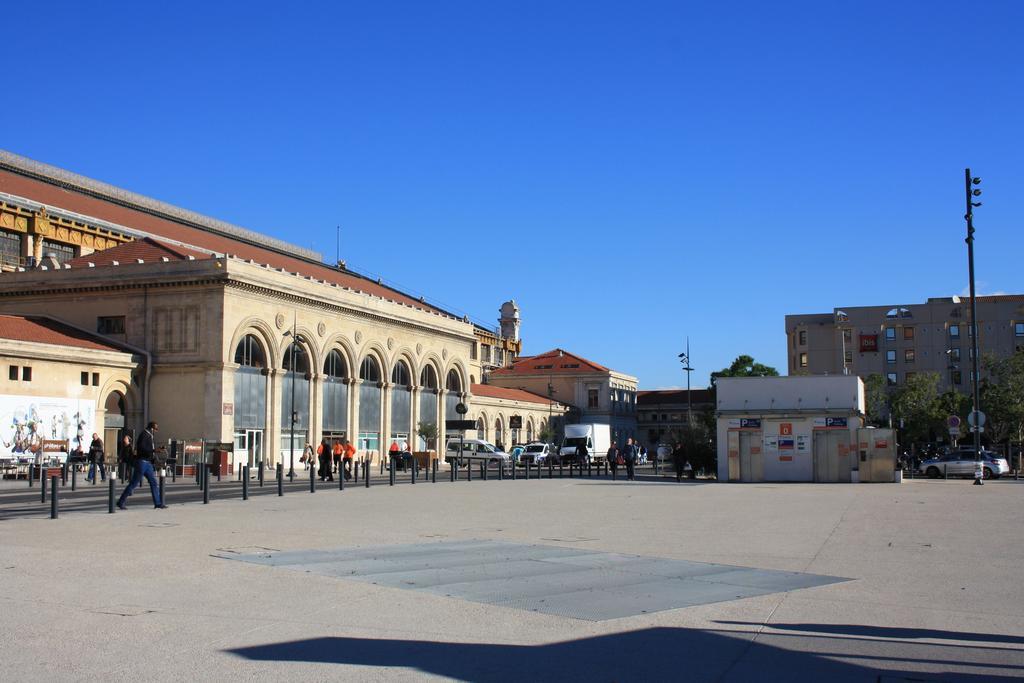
[0,395,94,459]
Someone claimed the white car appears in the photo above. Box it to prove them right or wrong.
[517,442,552,466]
[444,439,511,466]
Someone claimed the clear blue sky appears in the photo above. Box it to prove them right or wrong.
[3,1,1022,388]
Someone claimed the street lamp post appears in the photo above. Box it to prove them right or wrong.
[678,338,694,428]
[284,319,306,481]
[963,168,984,486]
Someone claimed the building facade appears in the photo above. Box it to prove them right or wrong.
[469,383,569,450]
[0,150,543,471]
[637,389,714,446]
[786,296,1024,390]
[486,348,638,444]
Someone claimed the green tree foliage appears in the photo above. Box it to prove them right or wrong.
[665,422,715,475]
[417,421,438,449]
[980,351,1024,446]
[890,372,944,443]
[863,373,890,427]
[710,355,779,387]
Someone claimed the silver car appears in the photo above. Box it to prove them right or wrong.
[919,449,1010,479]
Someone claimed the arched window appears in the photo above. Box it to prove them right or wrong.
[420,365,438,389]
[476,417,485,440]
[234,336,267,440]
[322,350,348,435]
[360,356,381,382]
[418,364,438,449]
[234,334,266,368]
[494,417,504,449]
[446,369,461,392]
[282,343,309,374]
[324,349,347,378]
[390,361,412,439]
[358,356,382,456]
[526,420,534,443]
[391,360,411,386]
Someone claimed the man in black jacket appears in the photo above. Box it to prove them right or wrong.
[622,438,637,481]
[86,433,106,482]
[117,422,166,509]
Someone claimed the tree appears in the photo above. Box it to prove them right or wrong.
[709,355,779,387]
[665,422,715,476]
[863,373,890,427]
[980,351,1024,448]
[416,421,438,451]
[890,372,944,444]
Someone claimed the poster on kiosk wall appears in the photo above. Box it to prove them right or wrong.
[0,395,95,461]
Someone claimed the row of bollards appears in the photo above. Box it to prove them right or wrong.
[35,451,625,521]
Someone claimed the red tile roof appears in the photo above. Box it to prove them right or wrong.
[0,167,449,316]
[66,237,211,267]
[0,315,130,352]
[489,348,610,376]
[471,383,561,406]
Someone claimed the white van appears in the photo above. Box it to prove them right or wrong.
[444,439,511,466]
[559,424,611,465]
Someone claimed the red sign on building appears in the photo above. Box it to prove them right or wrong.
[859,334,878,352]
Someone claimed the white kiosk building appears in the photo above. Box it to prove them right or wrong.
[716,375,882,483]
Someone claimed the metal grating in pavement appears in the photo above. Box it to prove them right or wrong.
[215,540,849,621]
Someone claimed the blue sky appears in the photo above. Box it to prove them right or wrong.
[3,1,1022,388]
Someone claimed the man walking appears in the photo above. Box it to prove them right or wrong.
[607,441,619,478]
[623,437,637,481]
[86,433,106,482]
[117,422,166,509]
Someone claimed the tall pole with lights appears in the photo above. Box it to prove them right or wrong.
[678,338,694,429]
[964,169,984,486]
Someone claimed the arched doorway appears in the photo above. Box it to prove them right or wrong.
[103,391,126,469]
[233,334,267,469]
[322,349,349,445]
[418,365,438,450]
[358,356,382,458]
[281,341,310,474]
[475,417,486,441]
[526,419,534,444]
[390,360,412,450]
[444,369,462,421]
[494,417,504,451]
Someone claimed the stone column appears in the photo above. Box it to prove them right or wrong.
[381,381,392,447]
[410,385,421,450]
[309,372,322,444]
[349,377,361,458]
[266,368,281,468]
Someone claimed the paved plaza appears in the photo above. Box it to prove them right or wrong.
[1,471,1022,681]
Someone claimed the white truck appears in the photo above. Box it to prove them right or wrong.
[559,423,611,465]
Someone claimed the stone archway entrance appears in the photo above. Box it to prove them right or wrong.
[103,391,126,467]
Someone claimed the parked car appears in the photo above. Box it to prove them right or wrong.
[918,449,1010,479]
[444,439,511,466]
[517,442,553,466]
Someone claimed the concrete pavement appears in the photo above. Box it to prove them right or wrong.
[0,473,1021,681]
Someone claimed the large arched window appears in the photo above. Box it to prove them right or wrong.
[476,417,486,440]
[234,334,266,368]
[280,342,310,461]
[418,364,439,450]
[526,419,534,444]
[390,360,412,440]
[358,356,382,455]
[233,334,267,434]
[494,417,504,450]
[445,368,463,421]
[322,349,348,435]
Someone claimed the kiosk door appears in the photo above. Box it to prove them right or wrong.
[738,431,763,482]
[812,431,849,482]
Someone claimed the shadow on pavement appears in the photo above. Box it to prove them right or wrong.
[717,621,1024,646]
[225,626,1019,681]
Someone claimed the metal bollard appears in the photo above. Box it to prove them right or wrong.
[588,460,592,477]
[379,457,384,475]
[28,463,34,487]
[72,465,77,491]
[450,459,456,482]
[467,460,472,482]
[243,466,249,500]
[411,459,416,485]
[310,465,316,493]
[482,462,487,481]
[159,475,165,505]
[559,462,563,478]
[432,459,437,483]
[41,473,47,503]
[944,464,948,480]
[108,477,115,513]
[277,464,283,496]
[259,460,265,487]
[389,458,395,486]
[499,462,504,480]
[203,468,210,504]
[50,476,58,518]
[62,463,68,486]
[365,459,370,488]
